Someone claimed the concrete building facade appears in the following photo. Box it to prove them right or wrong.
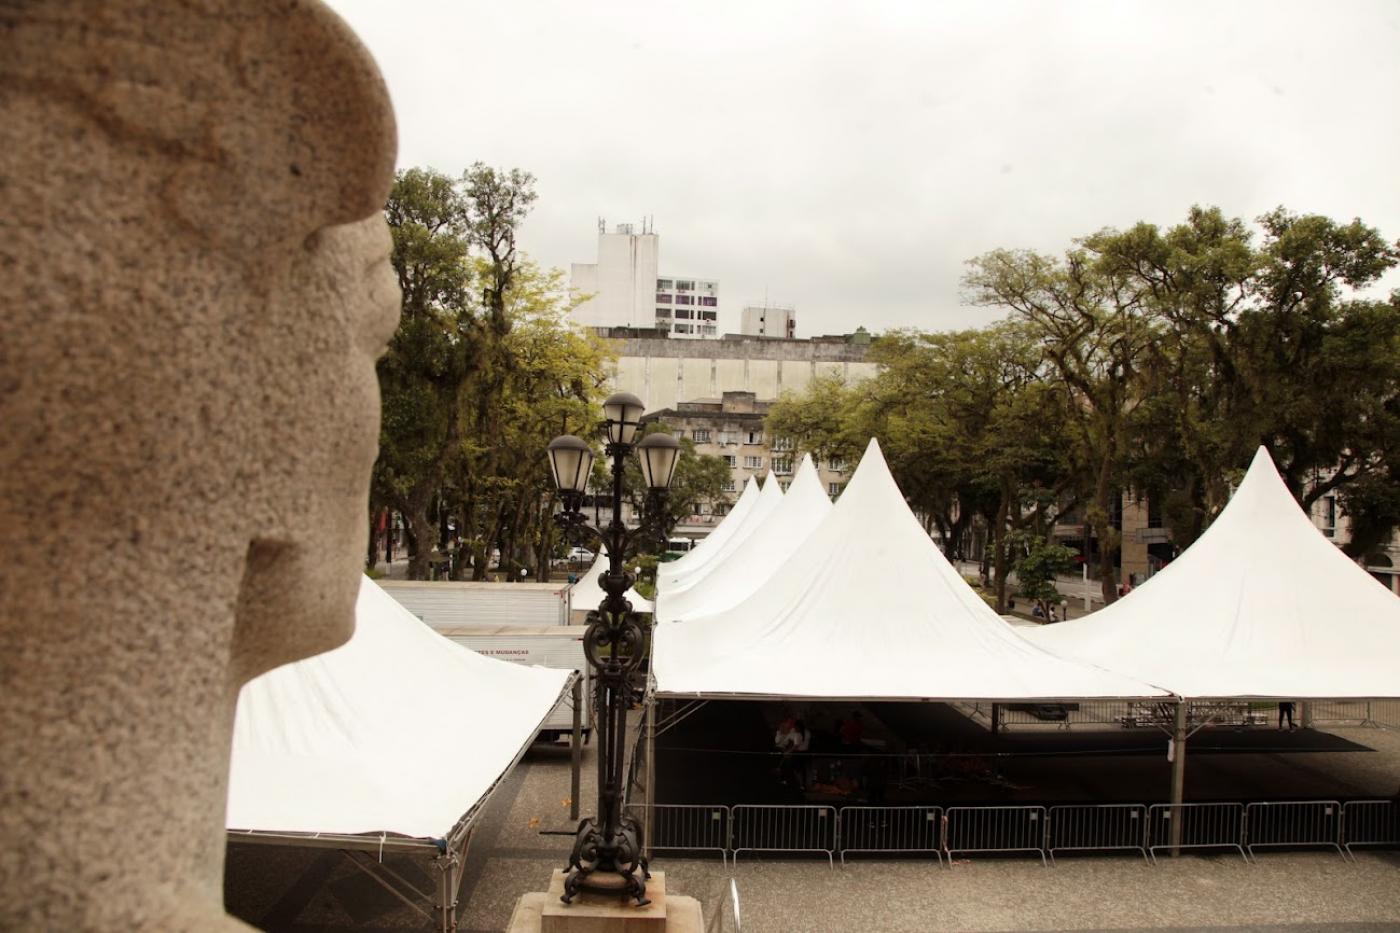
[740,303,796,339]
[644,391,854,538]
[597,330,877,414]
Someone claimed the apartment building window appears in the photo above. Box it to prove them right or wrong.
[772,436,794,451]
[655,293,672,303]
[722,454,736,467]
[722,480,736,493]
[745,430,762,445]
[718,431,735,446]
[655,307,672,318]
[700,325,717,335]
[699,310,718,321]
[674,323,693,334]
[676,280,694,291]
[773,457,793,475]
[699,296,718,307]
[744,455,764,470]
[826,457,845,473]
[828,482,843,498]
[674,308,693,319]
[657,279,673,290]
[675,294,695,305]
[692,429,711,443]
[1322,495,1337,537]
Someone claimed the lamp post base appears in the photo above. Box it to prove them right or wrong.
[560,818,650,906]
[508,871,703,933]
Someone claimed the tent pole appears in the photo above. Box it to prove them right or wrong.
[570,676,582,821]
[1170,700,1187,856]
[644,691,656,860]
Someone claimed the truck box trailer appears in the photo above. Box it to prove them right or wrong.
[378,580,571,629]
[430,624,590,742]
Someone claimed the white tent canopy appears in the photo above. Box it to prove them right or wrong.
[659,476,759,581]
[228,577,571,840]
[658,454,832,623]
[1024,447,1400,699]
[658,474,784,593]
[570,545,653,615]
[652,439,1165,701]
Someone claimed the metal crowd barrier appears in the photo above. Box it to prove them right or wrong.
[1245,801,1344,859]
[837,806,944,864]
[626,804,730,863]
[944,805,1048,865]
[1048,804,1151,863]
[1148,803,1247,861]
[730,805,837,867]
[1342,800,1400,857]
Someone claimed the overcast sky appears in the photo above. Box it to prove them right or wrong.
[327,1,1400,337]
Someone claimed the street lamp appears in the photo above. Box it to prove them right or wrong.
[546,392,680,906]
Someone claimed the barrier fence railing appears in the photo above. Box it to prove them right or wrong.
[626,804,730,863]
[836,806,943,864]
[1244,800,1345,859]
[1048,804,1151,863]
[944,805,1048,865]
[631,800,1399,867]
[1148,803,1247,861]
[1342,800,1400,856]
[730,805,837,867]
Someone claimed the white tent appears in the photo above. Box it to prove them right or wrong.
[657,474,784,593]
[658,454,832,623]
[228,576,572,840]
[1024,446,1400,699]
[570,545,653,616]
[652,439,1165,701]
[659,475,760,581]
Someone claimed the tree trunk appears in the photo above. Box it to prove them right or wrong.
[992,491,1011,613]
[1093,451,1120,604]
[404,505,435,581]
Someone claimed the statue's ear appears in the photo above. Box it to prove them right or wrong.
[168,1,398,251]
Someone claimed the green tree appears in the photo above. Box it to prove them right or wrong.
[374,168,476,579]
[1008,530,1077,621]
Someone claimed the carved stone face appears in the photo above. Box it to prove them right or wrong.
[230,218,402,682]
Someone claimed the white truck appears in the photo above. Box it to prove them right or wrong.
[431,625,590,743]
[376,580,571,628]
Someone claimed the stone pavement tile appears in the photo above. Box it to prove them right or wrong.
[649,853,1400,933]
[458,857,564,933]
[496,744,601,850]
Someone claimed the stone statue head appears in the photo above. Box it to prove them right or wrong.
[0,1,399,927]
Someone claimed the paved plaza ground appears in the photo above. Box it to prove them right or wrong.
[226,718,1400,932]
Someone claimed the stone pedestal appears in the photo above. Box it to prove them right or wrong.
[507,871,703,933]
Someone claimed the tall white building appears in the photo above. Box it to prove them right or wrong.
[569,221,659,330]
[569,221,718,339]
[740,303,796,339]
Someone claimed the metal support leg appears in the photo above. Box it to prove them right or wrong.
[1169,700,1187,856]
[644,692,656,860]
[570,676,582,821]
[430,850,462,933]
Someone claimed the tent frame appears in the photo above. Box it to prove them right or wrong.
[645,685,1400,860]
[227,672,580,932]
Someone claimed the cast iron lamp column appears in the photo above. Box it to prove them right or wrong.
[546,392,680,906]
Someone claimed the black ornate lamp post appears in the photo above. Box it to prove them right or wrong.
[546,392,681,906]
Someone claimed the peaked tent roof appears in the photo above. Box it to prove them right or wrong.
[228,577,571,839]
[652,439,1165,701]
[1024,447,1400,699]
[571,545,653,614]
[658,474,785,593]
[659,476,760,580]
[658,454,832,623]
